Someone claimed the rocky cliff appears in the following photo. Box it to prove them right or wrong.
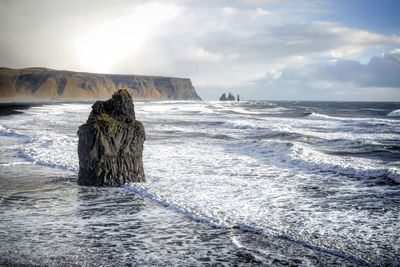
[0,67,201,101]
[77,89,145,186]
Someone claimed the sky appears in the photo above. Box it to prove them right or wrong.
[0,0,399,100]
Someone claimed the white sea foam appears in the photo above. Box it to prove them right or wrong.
[20,133,79,172]
[219,106,288,116]
[0,125,27,138]
[308,112,399,124]
[243,140,400,182]
[124,183,224,228]
[224,120,258,129]
[137,140,400,264]
[0,161,32,167]
[306,112,335,120]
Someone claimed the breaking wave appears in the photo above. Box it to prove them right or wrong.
[387,109,400,117]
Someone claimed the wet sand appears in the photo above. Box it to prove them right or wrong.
[0,103,35,116]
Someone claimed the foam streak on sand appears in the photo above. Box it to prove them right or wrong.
[0,100,399,266]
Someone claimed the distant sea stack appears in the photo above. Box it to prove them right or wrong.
[77,89,145,186]
[0,67,201,101]
[219,92,239,101]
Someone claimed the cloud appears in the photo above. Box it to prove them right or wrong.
[0,0,399,100]
[243,50,400,101]
[280,50,400,88]
[222,6,239,16]
[148,19,400,92]
[365,50,400,87]
[76,2,182,72]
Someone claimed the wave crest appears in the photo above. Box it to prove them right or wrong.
[387,109,400,117]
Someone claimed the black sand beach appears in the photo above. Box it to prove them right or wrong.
[0,103,36,116]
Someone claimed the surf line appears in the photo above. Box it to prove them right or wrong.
[124,183,375,267]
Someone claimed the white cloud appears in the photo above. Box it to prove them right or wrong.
[222,6,239,16]
[328,46,363,59]
[76,2,182,73]
[184,47,224,63]
[251,7,273,18]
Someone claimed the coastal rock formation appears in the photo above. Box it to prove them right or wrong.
[77,89,145,186]
[219,92,236,101]
[219,93,226,101]
[0,67,201,101]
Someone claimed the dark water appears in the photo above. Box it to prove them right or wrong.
[0,100,399,266]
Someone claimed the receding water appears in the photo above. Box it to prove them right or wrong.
[0,100,399,266]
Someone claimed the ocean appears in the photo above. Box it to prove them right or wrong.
[0,100,399,266]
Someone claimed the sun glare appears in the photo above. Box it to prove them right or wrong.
[76,2,180,73]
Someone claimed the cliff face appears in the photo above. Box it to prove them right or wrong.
[0,67,201,101]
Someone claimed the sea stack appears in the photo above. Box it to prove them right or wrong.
[77,89,145,186]
[219,92,236,101]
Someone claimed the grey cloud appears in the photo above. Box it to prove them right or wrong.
[198,21,400,64]
[294,51,400,88]
[366,51,400,87]
[239,50,400,101]
[306,60,367,83]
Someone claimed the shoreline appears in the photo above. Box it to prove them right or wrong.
[0,102,93,117]
[0,103,36,116]
[0,102,397,266]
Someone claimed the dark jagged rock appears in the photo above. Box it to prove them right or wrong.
[77,89,145,186]
[227,92,235,101]
[237,94,240,101]
[219,92,236,101]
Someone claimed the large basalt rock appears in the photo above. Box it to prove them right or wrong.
[77,89,145,186]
